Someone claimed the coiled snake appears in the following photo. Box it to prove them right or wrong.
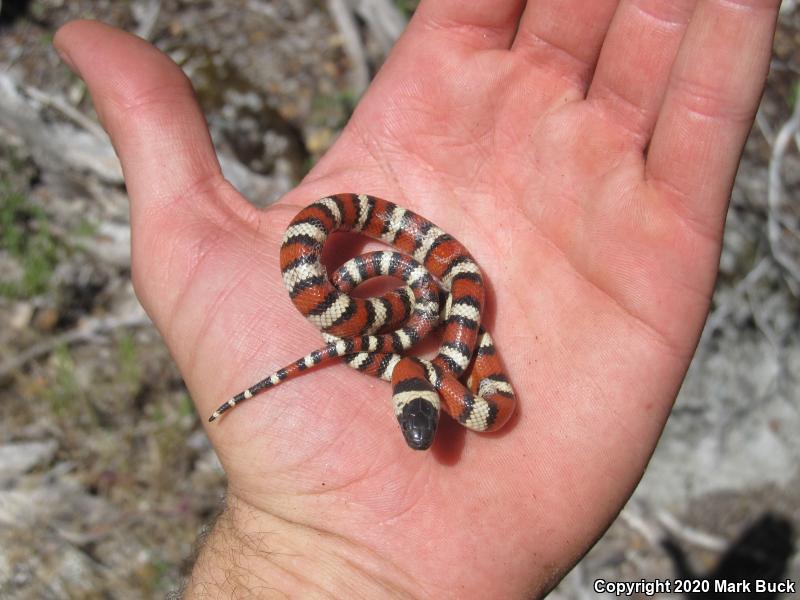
[208,194,516,450]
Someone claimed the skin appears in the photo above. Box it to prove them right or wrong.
[53,1,779,597]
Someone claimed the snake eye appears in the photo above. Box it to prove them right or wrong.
[399,397,439,450]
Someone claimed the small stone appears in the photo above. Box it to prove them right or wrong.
[32,307,59,332]
[305,127,335,154]
[67,82,85,106]
[168,20,183,36]
[278,101,301,120]
[322,61,338,77]
[9,302,34,330]
[0,439,58,478]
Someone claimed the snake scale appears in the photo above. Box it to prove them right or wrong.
[209,193,516,450]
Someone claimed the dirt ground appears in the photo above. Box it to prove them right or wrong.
[0,1,798,598]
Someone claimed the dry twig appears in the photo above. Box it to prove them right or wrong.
[327,0,371,96]
[767,90,800,295]
[22,84,107,141]
[620,504,728,553]
[132,0,162,41]
[696,256,772,361]
[619,506,662,546]
[0,313,152,380]
[655,509,728,552]
[354,0,407,53]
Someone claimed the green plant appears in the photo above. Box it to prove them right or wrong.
[394,0,420,18]
[46,344,82,417]
[0,185,60,298]
[790,79,800,110]
[178,394,195,419]
[72,218,99,238]
[310,89,357,129]
[116,333,143,394]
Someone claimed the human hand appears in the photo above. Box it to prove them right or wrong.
[54,1,779,597]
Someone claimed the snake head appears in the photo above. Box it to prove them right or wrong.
[398,396,439,450]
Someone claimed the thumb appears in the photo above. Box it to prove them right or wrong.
[53,20,257,327]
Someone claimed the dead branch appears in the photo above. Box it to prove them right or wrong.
[327,0,371,96]
[767,89,800,295]
[697,256,772,359]
[132,0,161,41]
[656,509,728,552]
[0,72,123,183]
[0,313,152,380]
[354,0,407,53]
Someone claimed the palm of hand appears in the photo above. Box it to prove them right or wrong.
[55,3,776,596]
[175,31,709,590]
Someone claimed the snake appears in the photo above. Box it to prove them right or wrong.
[208,193,516,450]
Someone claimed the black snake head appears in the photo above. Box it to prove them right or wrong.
[398,397,439,450]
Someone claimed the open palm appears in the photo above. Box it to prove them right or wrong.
[55,2,777,597]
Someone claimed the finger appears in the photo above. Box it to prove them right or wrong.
[53,20,226,216]
[646,0,779,231]
[411,0,526,50]
[586,0,696,146]
[53,20,259,327]
[511,0,620,90]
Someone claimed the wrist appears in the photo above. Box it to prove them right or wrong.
[183,492,419,599]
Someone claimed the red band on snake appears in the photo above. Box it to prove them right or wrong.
[209,193,516,450]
